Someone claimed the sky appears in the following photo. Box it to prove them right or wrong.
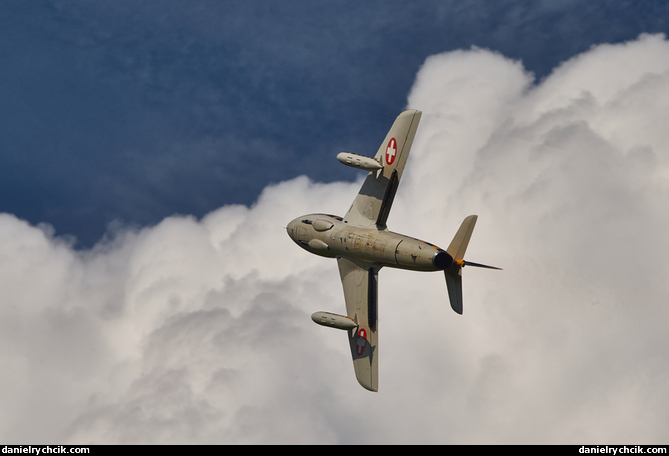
[2,0,669,445]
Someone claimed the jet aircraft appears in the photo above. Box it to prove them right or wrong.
[286,109,500,391]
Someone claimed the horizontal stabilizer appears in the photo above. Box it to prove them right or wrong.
[460,260,502,270]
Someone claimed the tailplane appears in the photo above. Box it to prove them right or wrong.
[444,215,501,314]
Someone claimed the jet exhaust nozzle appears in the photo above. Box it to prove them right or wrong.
[311,311,358,331]
[432,250,454,270]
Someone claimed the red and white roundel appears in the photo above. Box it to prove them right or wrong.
[385,138,397,165]
[356,328,367,356]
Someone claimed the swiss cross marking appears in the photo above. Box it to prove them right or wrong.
[356,328,367,356]
[385,138,397,165]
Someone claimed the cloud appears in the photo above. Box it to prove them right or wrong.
[2,34,669,444]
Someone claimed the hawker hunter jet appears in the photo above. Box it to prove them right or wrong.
[286,109,500,391]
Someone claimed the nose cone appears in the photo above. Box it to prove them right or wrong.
[286,218,299,241]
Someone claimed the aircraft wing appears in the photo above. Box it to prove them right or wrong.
[336,257,379,392]
[343,109,422,229]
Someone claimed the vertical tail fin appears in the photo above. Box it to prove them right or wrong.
[445,266,464,314]
[446,215,478,261]
[444,215,500,314]
[444,215,477,314]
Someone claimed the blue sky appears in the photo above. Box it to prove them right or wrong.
[3,1,669,247]
[3,1,669,445]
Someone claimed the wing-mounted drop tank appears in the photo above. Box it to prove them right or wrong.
[311,311,358,330]
[337,152,383,172]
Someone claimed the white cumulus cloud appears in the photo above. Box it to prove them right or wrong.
[2,34,669,444]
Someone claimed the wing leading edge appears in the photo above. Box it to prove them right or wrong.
[337,257,379,392]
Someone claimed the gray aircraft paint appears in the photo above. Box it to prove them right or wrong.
[286,109,499,391]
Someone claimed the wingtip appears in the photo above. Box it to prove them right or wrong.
[353,364,378,391]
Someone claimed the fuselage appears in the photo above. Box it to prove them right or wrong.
[286,213,453,271]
